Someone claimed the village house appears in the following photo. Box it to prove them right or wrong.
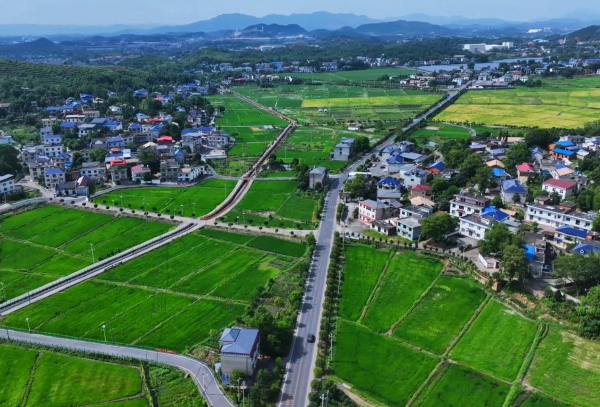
[178,165,204,183]
[309,167,329,190]
[0,174,15,195]
[526,202,595,231]
[219,327,260,378]
[377,177,404,199]
[450,193,490,217]
[44,167,66,189]
[80,162,106,180]
[131,165,151,182]
[331,138,355,161]
[358,199,396,224]
[516,163,537,183]
[542,178,577,199]
[500,179,528,204]
[402,168,429,187]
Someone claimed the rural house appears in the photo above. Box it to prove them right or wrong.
[542,179,577,199]
[219,327,260,378]
[309,167,329,190]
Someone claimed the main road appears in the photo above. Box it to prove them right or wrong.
[277,81,471,407]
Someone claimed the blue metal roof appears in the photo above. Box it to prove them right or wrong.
[556,227,588,239]
[219,328,259,356]
[427,161,445,171]
[555,140,575,147]
[483,209,510,222]
[492,168,507,177]
[552,148,575,156]
[524,245,536,261]
[44,167,64,175]
[572,242,600,255]
[555,163,571,170]
[378,177,402,187]
[501,179,527,194]
[386,156,404,164]
[60,122,77,128]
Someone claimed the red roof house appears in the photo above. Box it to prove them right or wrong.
[542,178,578,199]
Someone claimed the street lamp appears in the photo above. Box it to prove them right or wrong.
[201,372,206,390]
[90,243,95,263]
[26,318,31,333]
[120,196,123,207]
[180,204,184,215]
[101,324,107,342]
[0,282,5,301]
[192,202,196,216]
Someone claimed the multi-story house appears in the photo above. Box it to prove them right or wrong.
[44,167,66,189]
[542,179,578,199]
[159,159,179,182]
[358,199,396,224]
[450,193,490,217]
[331,138,355,161]
[219,327,260,377]
[80,162,106,180]
[526,202,595,231]
[0,174,15,195]
[178,165,205,182]
[42,134,62,146]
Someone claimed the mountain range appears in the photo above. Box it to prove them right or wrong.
[0,11,598,38]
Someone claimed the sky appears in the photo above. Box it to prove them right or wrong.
[1,0,600,25]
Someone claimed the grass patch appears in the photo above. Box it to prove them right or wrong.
[197,228,256,245]
[0,345,38,406]
[333,319,438,406]
[362,251,441,333]
[451,301,537,381]
[393,276,486,354]
[338,244,391,321]
[516,393,570,407]
[414,363,509,407]
[527,328,600,407]
[276,196,317,223]
[212,255,282,301]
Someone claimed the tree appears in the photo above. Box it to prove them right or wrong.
[524,129,559,149]
[512,193,521,204]
[501,244,529,282]
[491,195,504,209]
[142,172,153,183]
[474,166,492,192]
[354,136,370,154]
[138,147,160,173]
[420,213,458,243]
[480,223,524,255]
[88,148,107,163]
[0,145,22,175]
[504,143,531,175]
[578,286,600,338]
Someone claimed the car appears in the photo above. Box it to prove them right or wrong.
[380,165,386,168]
[307,334,316,343]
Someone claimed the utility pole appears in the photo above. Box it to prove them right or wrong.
[1,282,5,301]
[90,243,95,263]
[120,195,123,207]
[26,318,31,333]
[102,325,107,342]
[193,202,196,216]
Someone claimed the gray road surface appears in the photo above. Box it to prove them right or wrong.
[0,328,234,407]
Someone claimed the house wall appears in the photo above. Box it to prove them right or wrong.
[459,219,489,240]
[542,184,576,199]
[220,353,257,375]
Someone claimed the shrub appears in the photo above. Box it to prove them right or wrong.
[94,204,98,208]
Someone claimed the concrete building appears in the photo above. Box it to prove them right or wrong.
[500,179,528,204]
[42,134,62,146]
[397,217,424,241]
[331,137,355,161]
[44,167,66,189]
[178,166,204,182]
[309,167,329,190]
[358,199,395,224]
[542,178,577,199]
[131,165,151,182]
[450,193,490,217]
[80,162,106,180]
[0,174,15,195]
[526,202,595,231]
[219,327,260,377]
[403,168,429,187]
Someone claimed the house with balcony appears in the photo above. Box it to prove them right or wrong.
[526,202,595,231]
[331,138,355,161]
[450,193,490,217]
[44,167,66,189]
[500,179,528,204]
[358,199,395,224]
[0,174,15,195]
[516,163,537,183]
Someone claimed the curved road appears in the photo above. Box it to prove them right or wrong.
[0,328,233,407]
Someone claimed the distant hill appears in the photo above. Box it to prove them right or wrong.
[241,24,307,37]
[353,20,455,36]
[567,25,600,41]
[0,38,64,55]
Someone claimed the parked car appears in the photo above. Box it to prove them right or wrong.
[307,334,316,343]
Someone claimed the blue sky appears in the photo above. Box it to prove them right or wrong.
[1,1,599,25]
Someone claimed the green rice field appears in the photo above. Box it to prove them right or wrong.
[332,243,600,407]
[236,85,441,124]
[0,205,172,300]
[209,94,289,126]
[99,179,237,217]
[438,78,600,129]
[0,343,203,407]
[2,230,305,352]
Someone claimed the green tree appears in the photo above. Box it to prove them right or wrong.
[138,147,160,173]
[88,148,107,163]
[0,145,22,175]
[504,143,531,175]
[491,195,504,209]
[578,285,600,338]
[480,223,524,255]
[524,129,559,148]
[501,244,529,282]
[420,212,458,243]
[354,136,370,154]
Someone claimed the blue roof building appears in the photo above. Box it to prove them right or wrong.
[492,168,508,178]
[555,140,575,148]
[378,177,403,189]
[219,327,260,378]
[572,241,600,256]
[552,148,575,157]
[427,161,445,172]
[386,155,404,165]
[482,208,510,222]
[501,179,528,204]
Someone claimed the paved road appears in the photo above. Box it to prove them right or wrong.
[278,82,471,407]
[0,328,234,407]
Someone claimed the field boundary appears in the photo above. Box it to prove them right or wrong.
[442,294,491,357]
[405,360,447,407]
[388,262,446,335]
[357,249,395,322]
[20,350,41,407]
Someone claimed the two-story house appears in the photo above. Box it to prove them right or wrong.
[331,138,355,161]
[542,179,577,199]
[219,327,260,378]
[358,199,395,224]
[44,167,66,189]
[526,202,595,231]
[0,174,15,195]
[80,162,106,180]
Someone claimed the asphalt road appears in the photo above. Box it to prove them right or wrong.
[277,82,470,407]
[0,328,235,407]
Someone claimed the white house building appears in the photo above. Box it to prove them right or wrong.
[358,199,395,224]
[0,174,15,195]
[450,193,490,217]
[542,179,577,199]
[219,327,260,377]
[331,138,355,161]
[44,167,66,189]
[526,202,595,231]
